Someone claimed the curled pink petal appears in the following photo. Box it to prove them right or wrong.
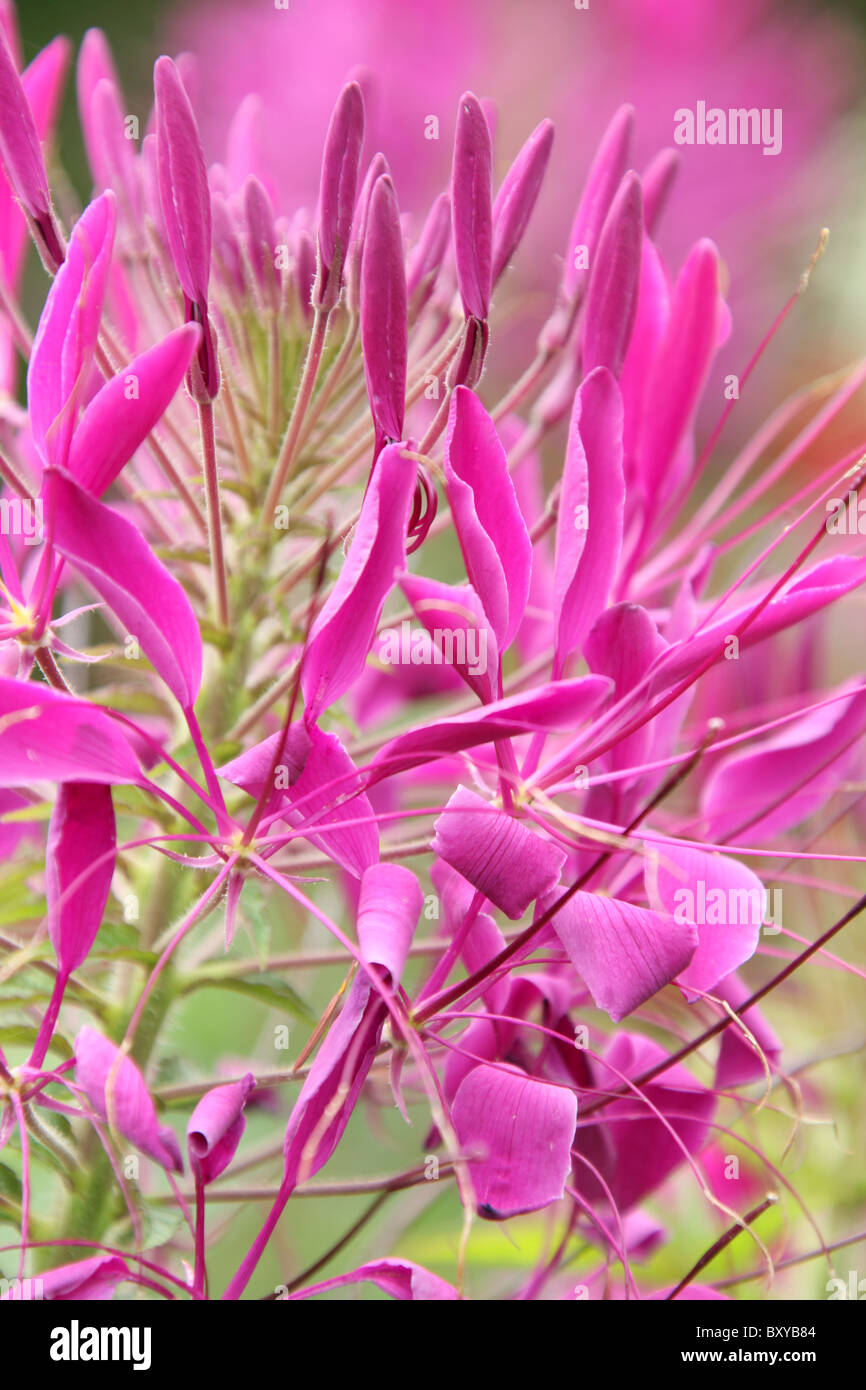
[187,1073,255,1184]
[452,1063,576,1218]
[74,1026,183,1173]
[432,785,566,920]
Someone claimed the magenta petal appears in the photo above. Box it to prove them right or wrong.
[0,29,57,241]
[452,1063,576,1218]
[451,91,493,320]
[28,193,116,467]
[444,386,531,649]
[649,556,866,694]
[48,468,203,708]
[581,171,643,378]
[547,890,697,1022]
[46,782,116,975]
[577,1033,715,1212]
[361,173,407,448]
[0,1253,131,1301]
[219,721,379,877]
[370,675,611,784]
[301,443,416,720]
[639,238,721,503]
[187,1073,255,1184]
[491,118,554,286]
[0,678,141,785]
[282,864,422,1186]
[702,683,866,842]
[553,366,625,673]
[647,843,765,999]
[314,80,365,309]
[290,1258,458,1302]
[68,323,201,495]
[74,1026,182,1173]
[400,572,500,703]
[432,786,566,920]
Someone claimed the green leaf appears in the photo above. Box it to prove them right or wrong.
[182,969,314,1021]
[0,1163,22,1206]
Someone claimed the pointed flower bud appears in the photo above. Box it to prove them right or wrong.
[154,53,219,398]
[641,146,679,236]
[540,103,633,351]
[491,118,554,286]
[406,191,450,310]
[187,1073,255,1184]
[0,30,64,270]
[361,173,407,452]
[313,80,364,311]
[244,174,279,311]
[581,171,643,378]
[346,151,388,315]
[451,91,492,321]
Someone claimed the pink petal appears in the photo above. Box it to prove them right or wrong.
[444,386,531,650]
[553,366,625,673]
[547,890,697,1022]
[28,193,116,466]
[400,572,499,703]
[432,786,566,920]
[187,1073,255,1184]
[301,443,416,720]
[48,468,203,708]
[639,239,722,505]
[370,675,612,784]
[290,1258,458,1302]
[46,782,116,975]
[67,323,201,495]
[452,1063,576,1218]
[576,1033,715,1212]
[702,683,866,842]
[74,1026,182,1172]
[646,843,765,999]
[650,556,866,693]
[282,864,422,1186]
[220,721,379,878]
[0,1253,131,1301]
[0,677,141,785]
